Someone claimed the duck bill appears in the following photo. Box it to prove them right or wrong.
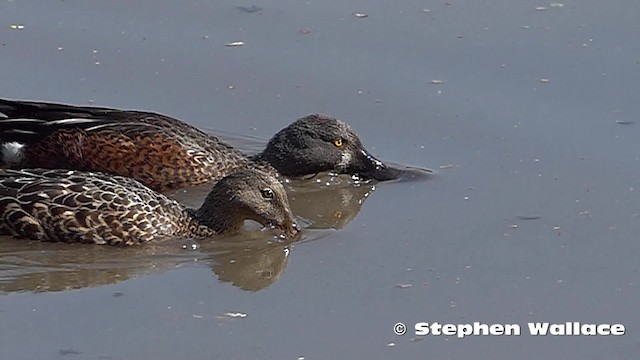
[280,221,300,239]
[268,214,300,239]
[352,149,401,181]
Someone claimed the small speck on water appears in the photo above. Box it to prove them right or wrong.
[395,283,413,289]
[539,78,550,83]
[550,2,565,7]
[112,291,124,297]
[387,342,396,347]
[353,12,368,18]
[225,41,244,47]
[182,240,199,250]
[57,47,64,51]
[430,79,445,84]
[9,24,25,30]
[535,6,548,11]
[616,120,635,125]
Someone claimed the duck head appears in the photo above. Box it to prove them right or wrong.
[258,114,400,181]
[198,169,299,237]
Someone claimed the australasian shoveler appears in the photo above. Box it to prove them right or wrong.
[0,168,298,245]
[0,99,400,191]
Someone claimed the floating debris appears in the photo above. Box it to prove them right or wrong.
[9,24,25,30]
[223,312,247,318]
[387,342,396,347]
[535,6,548,11]
[430,79,445,84]
[517,215,541,220]
[57,47,64,51]
[439,164,455,170]
[616,120,635,125]
[353,12,368,18]
[225,41,245,47]
[59,348,83,356]
[299,28,312,35]
[236,5,263,13]
[539,78,550,83]
[395,283,413,289]
[550,2,565,8]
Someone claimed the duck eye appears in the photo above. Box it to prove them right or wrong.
[261,188,274,199]
[333,138,343,147]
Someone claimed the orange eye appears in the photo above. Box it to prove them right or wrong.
[333,138,343,147]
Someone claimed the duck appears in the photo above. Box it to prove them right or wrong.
[0,98,400,191]
[0,168,298,245]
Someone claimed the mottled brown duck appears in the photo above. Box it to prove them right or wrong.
[0,98,400,191]
[0,168,297,245]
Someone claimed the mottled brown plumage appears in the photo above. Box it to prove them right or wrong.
[0,168,297,245]
[0,99,400,190]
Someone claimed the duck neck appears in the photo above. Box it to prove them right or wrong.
[192,190,244,235]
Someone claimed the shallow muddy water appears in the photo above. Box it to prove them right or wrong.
[1,1,639,359]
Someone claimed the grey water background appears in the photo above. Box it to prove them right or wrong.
[1,0,639,359]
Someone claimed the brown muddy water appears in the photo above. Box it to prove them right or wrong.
[1,1,640,359]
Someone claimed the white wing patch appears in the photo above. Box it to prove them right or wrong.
[1,142,24,166]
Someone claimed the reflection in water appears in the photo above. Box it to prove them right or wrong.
[0,232,299,293]
[287,174,376,230]
[0,239,167,293]
[201,238,290,292]
[0,131,432,294]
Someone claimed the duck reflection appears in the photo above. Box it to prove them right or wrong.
[199,236,291,292]
[286,174,376,230]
